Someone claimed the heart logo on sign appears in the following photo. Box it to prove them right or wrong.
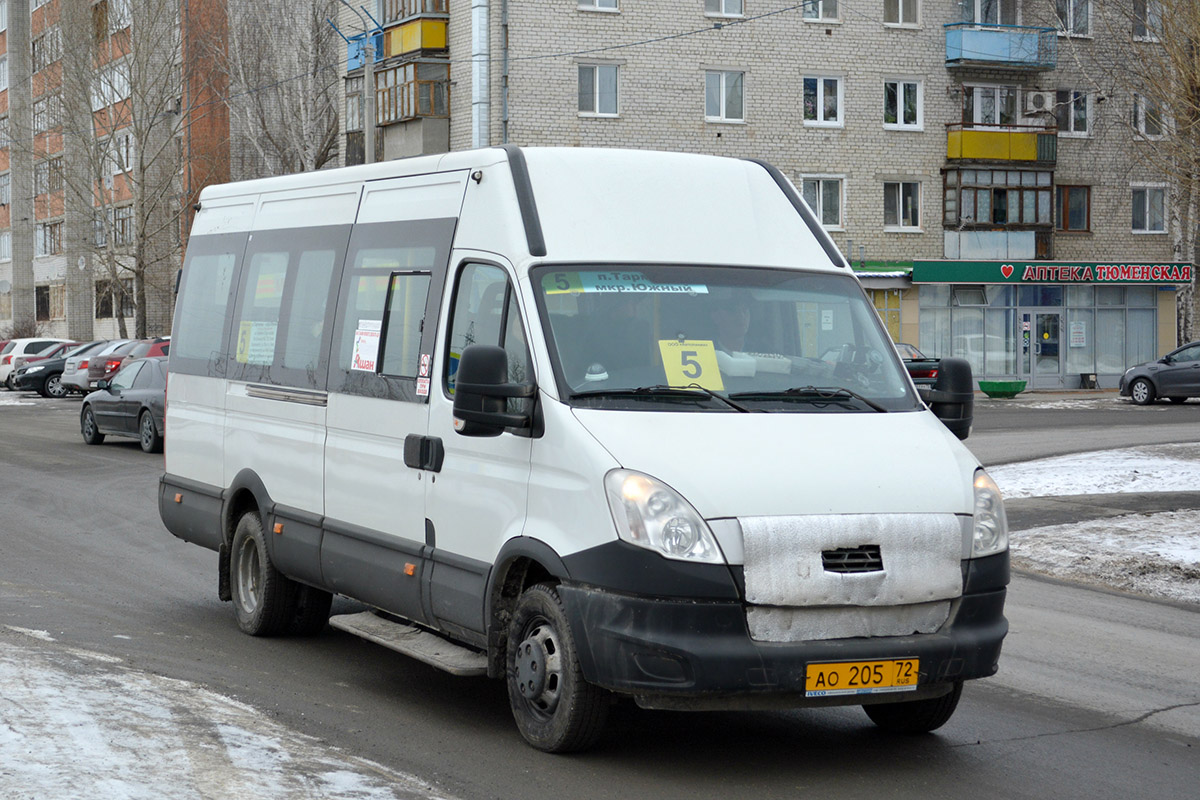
[1000,264,1014,279]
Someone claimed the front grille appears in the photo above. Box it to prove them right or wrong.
[821,545,883,574]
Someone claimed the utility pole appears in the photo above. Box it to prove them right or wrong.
[333,2,381,164]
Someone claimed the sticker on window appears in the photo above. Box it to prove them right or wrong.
[543,271,708,295]
[658,339,724,391]
[351,319,382,372]
[235,321,277,364]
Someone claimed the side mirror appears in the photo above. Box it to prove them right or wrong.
[97,379,111,392]
[452,344,536,437]
[1159,355,1173,364]
[920,357,973,440]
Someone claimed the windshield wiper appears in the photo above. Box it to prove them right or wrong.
[571,384,752,413]
[728,385,887,412]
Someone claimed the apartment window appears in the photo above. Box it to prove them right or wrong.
[803,0,838,22]
[578,64,619,116]
[32,27,62,72]
[1132,185,1166,233]
[1133,93,1164,137]
[947,168,1053,227]
[801,177,843,229]
[965,0,1016,25]
[35,286,50,321]
[0,56,7,92]
[92,62,132,111]
[33,95,63,134]
[0,173,9,205]
[1055,0,1089,36]
[0,231,10,261]
[1055,186,1090,231]
[884,0,917,25]
[107,0,132,33]
[1133,0,1161,40]
[0,1,7,32]
[375,62,449,125]
[114,205,135,246]
[50,284,66,320]
[345,76,363,131]
[104,130,135,178]
[884,79,921,129]
[1055,90,1090,135]
[96,278,135,319]
[35,221,63,257]
[884,181,921,230]
[705,0,742,15]
[32,0,51,9]
[803,76,842,126]
[0,117,7,147]
[580,0,618,9]
[705,70,744,122]
[964,85,1017,126]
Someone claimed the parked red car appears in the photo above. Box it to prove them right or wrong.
[87,337,170,386]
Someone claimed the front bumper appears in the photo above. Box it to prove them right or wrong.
[559,552,1008,706]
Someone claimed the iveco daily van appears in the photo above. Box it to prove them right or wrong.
[160,146,1007,753]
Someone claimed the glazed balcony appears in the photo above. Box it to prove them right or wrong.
[945,23,1057,71]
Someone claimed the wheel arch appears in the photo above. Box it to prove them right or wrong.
[484,537,572,679]
[217,469,275,602]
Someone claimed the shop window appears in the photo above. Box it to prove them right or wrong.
[1127,287,1157,307]
[952,286,987,306]
[1019,286,1063,306]
[1095,286,1124,306]
[869,289,902,341]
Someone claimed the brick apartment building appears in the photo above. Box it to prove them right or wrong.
[341,0,1193,389]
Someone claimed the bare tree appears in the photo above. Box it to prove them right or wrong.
[1050,0,1200,340]
[216,0,341,177]
[57,0,190,338]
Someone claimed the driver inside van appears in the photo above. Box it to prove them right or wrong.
[710,292,792,378]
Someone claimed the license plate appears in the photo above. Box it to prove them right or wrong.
[804,659,919,697]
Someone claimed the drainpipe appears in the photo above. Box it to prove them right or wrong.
[472,0,490,147]
[501,0,509,144]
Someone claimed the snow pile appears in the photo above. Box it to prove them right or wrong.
[988,443,1200,499]
[0,630,453,800]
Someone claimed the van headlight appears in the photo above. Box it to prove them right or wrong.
[604,469,725,564]
[972,469,1009,558]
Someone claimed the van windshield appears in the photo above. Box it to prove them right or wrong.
[531,265,921,412]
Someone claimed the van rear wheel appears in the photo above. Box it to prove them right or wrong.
[506,583,609,753]
[230,511,296,636]
[863,681,963,733]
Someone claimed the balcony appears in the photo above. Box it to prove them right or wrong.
[385,18,448,57]
[383,0,448,24]
[945,23,1057,71]
[946,124,1057,164]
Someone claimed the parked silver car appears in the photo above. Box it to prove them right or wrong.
[61,339,132,395]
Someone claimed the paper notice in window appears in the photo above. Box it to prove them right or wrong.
[351,319,382,372]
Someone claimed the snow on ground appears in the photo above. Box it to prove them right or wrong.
[0,629,454,800]
[0,393,37,407]
[990,443,1200,605]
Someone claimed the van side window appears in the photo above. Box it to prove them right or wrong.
[380,273,431,378]
[445,263,531,396]
[172,236,242,375]
[228,225,347,390]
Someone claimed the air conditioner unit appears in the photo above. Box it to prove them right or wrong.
[1024,91,1055,114]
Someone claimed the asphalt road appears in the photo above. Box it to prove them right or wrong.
[2,394,1198,799]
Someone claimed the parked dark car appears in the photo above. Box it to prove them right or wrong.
[11,341,105,397]
[895,342,940,387]
[86,337,170,387]
[1120,341,1200,405]
[81,356,167,453]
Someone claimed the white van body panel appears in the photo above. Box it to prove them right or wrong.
[518,148,832,269]
[164,372,227,486]
[189,199,257,236]
[570,408,978,523]
[358,170,470,222]
[253,183,362,231]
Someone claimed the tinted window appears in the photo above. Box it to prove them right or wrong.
[172,235,244,374]
[111,360,144,391]
[380,273,431,378]
[132,361,158,389]
[445,263,531,398]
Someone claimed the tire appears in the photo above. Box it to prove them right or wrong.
[230,511,296,637]
[80,406,105,445]
[287,584,333,636]
[506,583,609,753]
[864,681,963,734]
[139,410,163,453]
[4,374,13,390]
[42,373,68,398]
[1129,377,1155,406]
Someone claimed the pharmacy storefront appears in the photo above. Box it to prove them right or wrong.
[911,261,1192,389]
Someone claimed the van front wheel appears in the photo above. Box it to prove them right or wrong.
[863,681,963,733]
[230,511,295,637]
[506,583,609,753]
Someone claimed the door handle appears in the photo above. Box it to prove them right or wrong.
[404,434,445,472]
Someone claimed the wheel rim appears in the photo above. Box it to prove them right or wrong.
[47,375,64,397]
[140,414,154,448]
[1132,381,1149,403]
[513,618,564,718]
[83,409,96,438]
[236,537,262,614]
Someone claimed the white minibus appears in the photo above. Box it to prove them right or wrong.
[161,146,1006,752]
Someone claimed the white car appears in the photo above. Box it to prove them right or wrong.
[61,339,132,395]
[1,338,73,389]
